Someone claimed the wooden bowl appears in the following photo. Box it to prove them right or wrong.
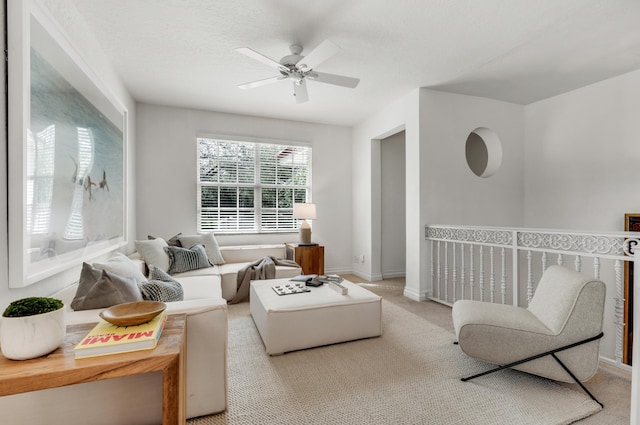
[99,301,167,327]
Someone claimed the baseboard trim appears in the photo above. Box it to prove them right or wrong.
[351,270,383,282]
[404,287,430,302]
[599,356,632,376]
[324,267,352,276]
[381,271,406,279]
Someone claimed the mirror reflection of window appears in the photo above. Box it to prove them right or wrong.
[26,125,56,235]
[63,127,94,240]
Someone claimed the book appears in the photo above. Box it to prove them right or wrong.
[312,275,344,284]
[74,311,168,359]
[290,274,318,282]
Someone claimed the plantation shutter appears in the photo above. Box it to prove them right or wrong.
[197,137,312,233]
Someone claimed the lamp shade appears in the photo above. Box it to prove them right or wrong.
[293,203,316,220]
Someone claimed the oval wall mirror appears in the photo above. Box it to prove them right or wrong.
[465,127,502,178]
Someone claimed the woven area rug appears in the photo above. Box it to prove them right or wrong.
[188,301,602,425]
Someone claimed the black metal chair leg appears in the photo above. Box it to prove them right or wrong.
[551,353,603,408]
[459,332,604,408]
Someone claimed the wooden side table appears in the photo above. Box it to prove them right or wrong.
[286,242,324,275]
[0,314,187,425]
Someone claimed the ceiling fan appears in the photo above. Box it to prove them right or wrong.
[236,40,360,104]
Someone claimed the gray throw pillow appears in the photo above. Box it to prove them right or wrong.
[148,233,182,247]
[71,262,143,311]
[135,238,170,272]
[93,253,147,284]
[179,232,225,265]
[139,265,184,302]
[164,244,212,275]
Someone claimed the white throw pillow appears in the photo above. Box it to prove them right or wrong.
[93,252,147,284]
[135,238,170,272]
[179,232,225,265]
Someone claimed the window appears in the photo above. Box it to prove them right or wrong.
[197,137,312,233]
[26,125,56,235]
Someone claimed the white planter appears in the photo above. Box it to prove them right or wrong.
[0,307,66,360]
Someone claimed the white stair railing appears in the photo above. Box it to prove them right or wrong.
[425,224,640,373]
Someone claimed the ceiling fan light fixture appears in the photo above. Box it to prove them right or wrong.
[235,40,359,103]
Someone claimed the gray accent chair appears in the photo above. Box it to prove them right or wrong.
[452,265,606,406]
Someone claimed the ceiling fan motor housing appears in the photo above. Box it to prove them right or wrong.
[279,44,305,68]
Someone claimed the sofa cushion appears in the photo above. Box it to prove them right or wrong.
[219,245,285,263]
[93,253,147,284]
[139,265,184,302]
[173,275,223,300]
[71,263,143,311]
[172,266,218,279]
[135,238,170,272]
[179,233,225,265]
[216,262,302,300]
[164,244,212,274]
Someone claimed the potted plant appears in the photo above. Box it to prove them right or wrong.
[1,297,65,360]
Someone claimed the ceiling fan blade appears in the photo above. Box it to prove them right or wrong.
[236,47,287,72]
[238,75,287,90]
[293,80,309,104]
[297,40,339,70]
[308,71,360,88]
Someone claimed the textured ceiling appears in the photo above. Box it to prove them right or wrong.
[71,0,640,126]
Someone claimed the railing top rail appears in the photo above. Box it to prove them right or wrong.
[426,224,640,239]
[425,224,640,258]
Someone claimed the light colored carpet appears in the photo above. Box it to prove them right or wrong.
[188,301,602,425]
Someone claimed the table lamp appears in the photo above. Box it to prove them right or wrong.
[293,203,316,244]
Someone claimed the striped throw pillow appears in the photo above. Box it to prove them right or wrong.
[163,244,212,275]
[139,265,184,302]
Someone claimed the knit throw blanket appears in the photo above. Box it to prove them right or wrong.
[229,256,299,304]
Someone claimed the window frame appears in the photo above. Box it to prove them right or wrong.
[197,135,312,234]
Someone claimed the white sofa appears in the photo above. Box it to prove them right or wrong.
[0,244,301,425]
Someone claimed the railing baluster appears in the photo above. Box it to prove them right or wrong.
[541,251,548,272]
[479,246,485,302]
[469,245,475,301]
[574,255,582,272]
[527,250,533,305]
[557,253,564,266]
[430,240,435,299]
[444,242,449,303]
[460,244,466,300]
[593,257,600,280]
[490,247,496,303]
[436,241,441,301]
[501,248,507,305]
[615,259,624,364]
[452,242,457,303]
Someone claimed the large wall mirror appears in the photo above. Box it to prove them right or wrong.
[7,0,127,287]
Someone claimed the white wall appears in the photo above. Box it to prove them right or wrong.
[135,103,353,274]
[381,131,406,278]
[0,0,136,307]
[352,90,420,286]
[523,69,640,362]
[524,69,640,231]
[419,89,525,228]
[412,89,524,299]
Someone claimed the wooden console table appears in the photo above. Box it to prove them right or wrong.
[0,313,187,425]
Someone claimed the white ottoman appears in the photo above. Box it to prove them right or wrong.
[250,278,382,355]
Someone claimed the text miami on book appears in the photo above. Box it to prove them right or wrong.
[74,311,167,358]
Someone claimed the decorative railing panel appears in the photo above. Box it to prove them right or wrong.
[425,224,640,372]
